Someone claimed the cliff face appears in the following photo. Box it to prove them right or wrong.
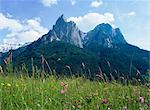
[40,15,84,48]
[84,23,127,47]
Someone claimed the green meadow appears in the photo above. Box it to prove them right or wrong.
[0,74,149,110]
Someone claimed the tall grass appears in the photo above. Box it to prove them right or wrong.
[0,75,149,110]
[0,52,149,109]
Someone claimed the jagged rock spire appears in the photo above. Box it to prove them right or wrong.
[42,14,84,48]
[41,15,127,48]
[55,14,65,24]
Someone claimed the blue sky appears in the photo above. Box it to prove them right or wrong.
[0,0,150,51]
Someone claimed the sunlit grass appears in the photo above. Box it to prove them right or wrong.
[0,75,149,110]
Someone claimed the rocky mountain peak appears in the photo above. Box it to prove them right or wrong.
[39,15,127,48]
[97,23,112,30]
[84,23,127,47]
[41,15,83,48]
[55,14,66,26]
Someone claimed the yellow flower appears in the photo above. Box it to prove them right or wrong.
[15,84,19,87]
[7,83,11,87]
[1,83,5,86]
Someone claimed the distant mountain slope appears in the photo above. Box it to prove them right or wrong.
[0,42,30,52]
[85,43,149,79]
[13,41,99,78]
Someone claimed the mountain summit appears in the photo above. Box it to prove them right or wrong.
[40,15,127,49]
[84,23,127,47]
[40,15,84,48]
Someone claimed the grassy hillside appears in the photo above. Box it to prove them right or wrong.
[1,41,149,81]
[0,74,149,110]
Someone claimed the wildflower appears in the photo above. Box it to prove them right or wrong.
[60,89,66,94]
[7,83,11,87]
[60,82,65,87]
[122,106,127,110]
[37,103,41,107]
[139,96,144,103]
[60,82,68,94]
[60,82,68,89]
[1,83,4,86]
[101,99,108,104]
[64,84,68,90]
[15,84,19,87]
[96,104,99,109]
[125,96,130,102]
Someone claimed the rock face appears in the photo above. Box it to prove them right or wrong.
[12,15,127,50]
[41,15,84,48]
[84,23,127,47]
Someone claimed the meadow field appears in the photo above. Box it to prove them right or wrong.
[0,74,149,110]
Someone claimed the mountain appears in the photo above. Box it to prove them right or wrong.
[85,43,149,79]
[39,15,84,48]
[12,41,99,78]
[0,43,21,52]
[1,15,149,81]
[0,42,31,52]
[84,23,127,47]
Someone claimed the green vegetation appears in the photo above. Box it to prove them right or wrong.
[2,41,149,81]
[0,41,149,109]
[0,74,149,110]
[0,55,149,110]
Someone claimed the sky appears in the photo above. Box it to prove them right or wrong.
[0,0,150,51]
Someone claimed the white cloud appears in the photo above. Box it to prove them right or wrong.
[70,0,76,5]
[0,13,48,46]
[67,12,115,32]
[41,0,58,7]
[128,11,136,16]
[0,13,23,32]
[90,0,103,8]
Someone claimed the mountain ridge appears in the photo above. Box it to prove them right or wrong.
[84,23,127,48]
[1,15,149,81]
[36,15,128,49]
[40,15,84,48]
